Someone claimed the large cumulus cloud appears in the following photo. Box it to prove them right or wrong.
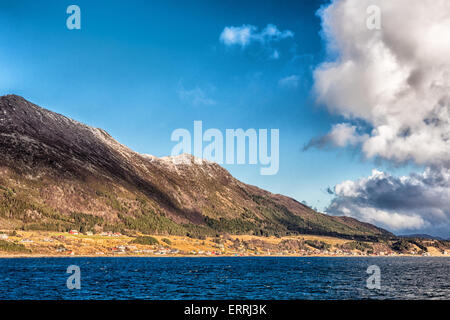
[327,168,450,237]
[313,0,450,236]
[314,0,450,167]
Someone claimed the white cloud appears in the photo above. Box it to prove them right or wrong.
[304,123,368,150]
[350,207,427,231]
[177,85,216,106]
[313,0,450,168]
[328,123,368,147]
[260,24,294,41]
[314,0,450,236]
[220,24,293,47]
[220,24,294,59]
[220,25,256,47]
[327,167,450,235]
[278,75,299,88]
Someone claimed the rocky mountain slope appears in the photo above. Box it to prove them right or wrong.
[0,95,393,239]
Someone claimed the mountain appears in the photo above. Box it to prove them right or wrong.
[399,234,445,241]
[0,95,393,239]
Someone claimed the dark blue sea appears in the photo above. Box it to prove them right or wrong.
[0,257,448,299]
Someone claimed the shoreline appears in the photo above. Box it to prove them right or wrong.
[1,230,449,259]
[1,253,449,258]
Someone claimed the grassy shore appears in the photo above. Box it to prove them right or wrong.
[0,230,448,258]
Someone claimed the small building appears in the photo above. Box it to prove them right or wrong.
[69,230,79,235]
[116,245,126,252]
[0,234,8,240]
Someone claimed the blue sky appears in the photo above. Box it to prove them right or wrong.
[0,0,421,214]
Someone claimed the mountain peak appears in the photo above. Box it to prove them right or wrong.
[0,95,393,239]
[0,93,27,101]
